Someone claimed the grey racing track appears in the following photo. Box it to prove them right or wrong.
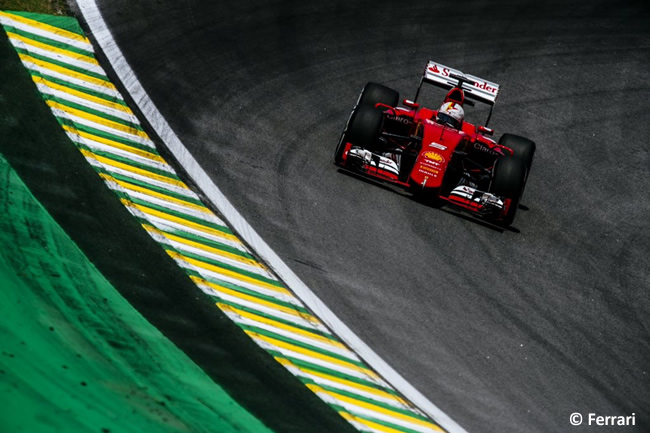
[82,1,650,432]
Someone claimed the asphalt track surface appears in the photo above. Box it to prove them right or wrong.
[83,1,650,432]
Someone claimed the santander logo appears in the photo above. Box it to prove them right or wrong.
[428,64,498,94]
[473,81,498,94]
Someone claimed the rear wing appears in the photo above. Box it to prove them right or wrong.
[418,60,500,106]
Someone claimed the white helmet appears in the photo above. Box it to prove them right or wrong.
[437,102,464,129]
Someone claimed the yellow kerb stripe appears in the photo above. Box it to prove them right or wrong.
[168,251,284,294]
[197,276,307,318]
[106,176,211,215]
[80,149,186,189]
[337,411,399,433]
[48,100,148,138]
[0,11,91,44]
[39,77,130,113]
[275,357,404,405]
[7,31,98,65]
[63,125,165,163]
[157,231,267,271]
[319,389,443,431]
[297,363,409,405]
[249,332,378,379]
[21,53,116,90]
[307,384,434,433]
[219,303,342,347]
[340,410,433,433]
[121,201,240,243]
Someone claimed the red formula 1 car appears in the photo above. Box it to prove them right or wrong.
[335,60,536,226]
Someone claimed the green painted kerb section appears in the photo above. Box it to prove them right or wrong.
[0,154,274,433]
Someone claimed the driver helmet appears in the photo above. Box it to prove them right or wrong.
[437,102,464,129]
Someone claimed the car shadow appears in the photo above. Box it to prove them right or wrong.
[336,167,409,196]
[439,206,522,233]
[336,167,522,233]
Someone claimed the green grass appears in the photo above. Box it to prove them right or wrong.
[0,19,358,433]
[0,0,69,15]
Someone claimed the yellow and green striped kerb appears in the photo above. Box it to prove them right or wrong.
[0,11,445,433]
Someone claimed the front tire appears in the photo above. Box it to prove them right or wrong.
[358,82,399,109]
[498,133,536,174]
[335,104,384,163]
[490,156,527,226]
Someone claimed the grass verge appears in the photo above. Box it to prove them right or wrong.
[0,13,357,433]
[0,154,275,433]
[0,0,69,15]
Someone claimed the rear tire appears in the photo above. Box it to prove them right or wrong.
[358,82,399,109]
[490,156,527,226]
[335,104,383,163]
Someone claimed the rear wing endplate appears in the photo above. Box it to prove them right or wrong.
[420,60,500,105]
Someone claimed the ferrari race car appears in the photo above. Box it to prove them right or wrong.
[334,60,536,226]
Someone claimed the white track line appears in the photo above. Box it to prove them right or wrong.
[74,2,470,432]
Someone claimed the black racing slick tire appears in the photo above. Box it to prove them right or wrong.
[335,104,383,163]
[346,104,383,149]
[498,133,536,173]
[490,156,527,226]
[358,82,399,109]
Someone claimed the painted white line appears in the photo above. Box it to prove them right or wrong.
[0,15,94,51]
[75,2,470,432]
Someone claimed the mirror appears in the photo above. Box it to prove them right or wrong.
[478,125,494,136]
[403,99,420,109]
